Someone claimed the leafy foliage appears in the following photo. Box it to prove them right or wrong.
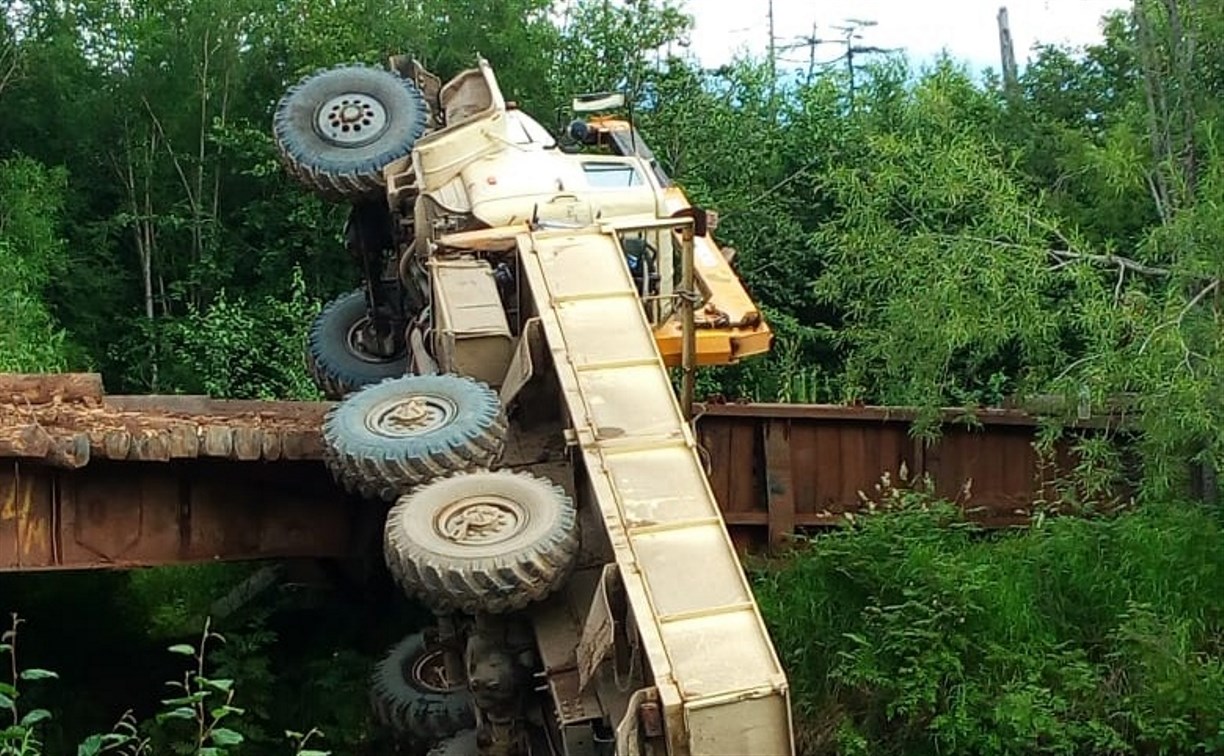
[1,613,337,756]
[5,0,1224,752]
[752,487,1224,755]
[0,157,78,373]
[156,266,324,400]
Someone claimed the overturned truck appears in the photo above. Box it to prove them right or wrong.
[271,55,792,755]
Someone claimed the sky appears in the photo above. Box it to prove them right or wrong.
[681,0,1130,73]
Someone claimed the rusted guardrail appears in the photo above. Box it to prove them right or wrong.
[695,402,1133,550]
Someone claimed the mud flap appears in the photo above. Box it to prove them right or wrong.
[577,563,619,691]
[408,322,438,375]
[498,317,543,406]
[616,688,663,756]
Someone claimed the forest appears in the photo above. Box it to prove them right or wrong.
[2,0,1223,753]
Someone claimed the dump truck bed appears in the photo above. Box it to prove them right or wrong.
[516,227,793,755]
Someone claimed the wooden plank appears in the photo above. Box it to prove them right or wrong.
[724,510,1036,530]
[0,373,104,405]
[105,395,333,418]
[0,425,90,469]
[203,427,234,458]
[763,419,795,548]
[232,428,263,461]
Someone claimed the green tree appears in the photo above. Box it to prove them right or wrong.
[0,157,77,372]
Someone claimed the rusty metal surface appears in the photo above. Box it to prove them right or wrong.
[696,402,1131,550]
[0,379,1132,569]
[0,458,379,571]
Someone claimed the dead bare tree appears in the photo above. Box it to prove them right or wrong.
[1132,0,1218,502]
[1133,0,1201,219]
[0,33,23,100]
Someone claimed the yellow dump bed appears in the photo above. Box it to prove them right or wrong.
[517,227,794,755]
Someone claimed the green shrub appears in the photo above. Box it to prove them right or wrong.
[0,614,332,756]
[752,493,1224,755]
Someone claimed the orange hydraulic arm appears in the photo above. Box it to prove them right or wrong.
[576,117,774,367]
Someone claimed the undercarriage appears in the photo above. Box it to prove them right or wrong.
[272,53,792,756]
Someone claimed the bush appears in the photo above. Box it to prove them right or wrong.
[0,614,333,756]
[752,492,1224,755]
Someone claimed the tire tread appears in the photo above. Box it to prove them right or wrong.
[322,375,507,500]
[272,63,428,202]
[384,470,579,615]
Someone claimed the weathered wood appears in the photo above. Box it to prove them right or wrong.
[135,433,170,462]
[232,428,263,461]
[0,425,51,459]
[167,425,200,458]
[0,425,90,469]
[203,427,234,458]
[911,436,927,481]
[46,433,91,469]
[280,431,320,460]
[0,373,104,405]
[102,430,132,460]
[260,431,283,461]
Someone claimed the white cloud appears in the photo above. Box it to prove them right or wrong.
[682,0,1129,72]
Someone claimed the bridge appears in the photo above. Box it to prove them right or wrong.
[0,373,1121,571]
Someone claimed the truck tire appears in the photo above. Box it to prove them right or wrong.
[371,631,473,742]
[427,729,477,756]
[273,64,428,201]
[384,470,579,614]
[322,375,506,501]
[307,289,409,400]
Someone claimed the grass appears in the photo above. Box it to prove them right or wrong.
[751,495,1224,755]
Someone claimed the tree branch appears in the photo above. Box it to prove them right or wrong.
[1138,278,1220,357]
[0,41,21,100]
[1047,249,1171,277]
[939,233,1173,278]
[141,96,199,217]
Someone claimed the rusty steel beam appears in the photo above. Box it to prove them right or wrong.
[698,410,1136,552]
[0,374,1139,568]
[694,401,1132,429]
[0,458,382,571]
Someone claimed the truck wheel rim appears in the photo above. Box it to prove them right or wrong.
[345,318,405,364]
[315,92,389,147]
[365,395,456,437]
[407,647,462,693]
[437,496,527,546]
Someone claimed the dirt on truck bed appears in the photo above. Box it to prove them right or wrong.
[0,374,331,468]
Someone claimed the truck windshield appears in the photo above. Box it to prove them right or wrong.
[582,161,644,188]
